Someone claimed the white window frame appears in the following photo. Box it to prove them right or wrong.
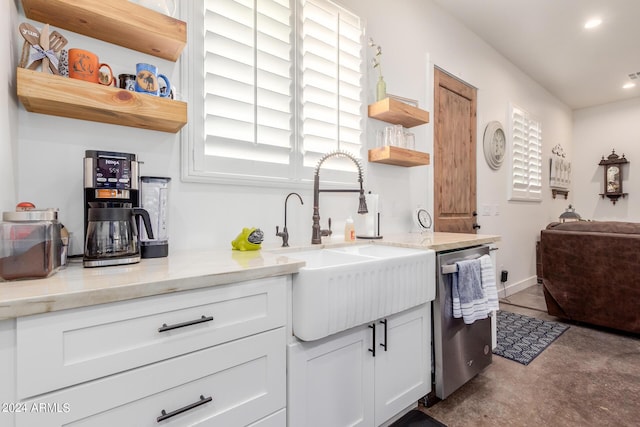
[508,103,542,202]
[180,0,366,188]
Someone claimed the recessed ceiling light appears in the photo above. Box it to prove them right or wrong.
[584,18,602,29]
[623,82,636,89]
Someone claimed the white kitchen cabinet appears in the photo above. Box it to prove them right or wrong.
[288,303,431,427]
[6,277,288,427]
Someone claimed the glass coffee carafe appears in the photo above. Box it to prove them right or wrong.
[84,202,154,267]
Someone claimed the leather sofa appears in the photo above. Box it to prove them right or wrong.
[540,221,640,334]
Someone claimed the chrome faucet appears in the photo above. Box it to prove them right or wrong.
[276,192,303,247]
[312,151,368,244]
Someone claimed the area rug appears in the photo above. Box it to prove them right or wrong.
[494,310,569,365]
[390,410,447,427]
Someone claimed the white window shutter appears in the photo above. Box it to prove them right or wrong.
[299,0,364,183]
[508,104,542,201]
[202,0,294,181]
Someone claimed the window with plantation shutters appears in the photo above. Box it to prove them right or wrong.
[508,104,542,201]
[182,0,364,186]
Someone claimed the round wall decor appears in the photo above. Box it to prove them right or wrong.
[483,121,506,170]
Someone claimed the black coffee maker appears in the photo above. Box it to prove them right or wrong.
[83,150,153,267]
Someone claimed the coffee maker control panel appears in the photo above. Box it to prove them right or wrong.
[84,150,139,191]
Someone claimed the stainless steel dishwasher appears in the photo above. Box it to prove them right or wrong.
[433,244,492,400]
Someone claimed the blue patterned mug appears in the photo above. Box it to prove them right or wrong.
[134,63,171,97]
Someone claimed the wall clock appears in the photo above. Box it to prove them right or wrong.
[598,149,629,205]
[414,208,432,231]
[483,121,506,170]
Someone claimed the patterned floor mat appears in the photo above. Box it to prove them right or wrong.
[494,310,569,365]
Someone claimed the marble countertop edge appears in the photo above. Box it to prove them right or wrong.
[0,232,500,319]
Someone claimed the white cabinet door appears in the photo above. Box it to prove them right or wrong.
[288,325,375,427]
[374,304,431,426]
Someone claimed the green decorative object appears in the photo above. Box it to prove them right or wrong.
[231,227,264,251]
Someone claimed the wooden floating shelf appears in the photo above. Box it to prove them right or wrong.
[368,97,430,128]
[551,189,569,199]
[368,146,430,167]
[21,0,187,62]
[17,68,187,133]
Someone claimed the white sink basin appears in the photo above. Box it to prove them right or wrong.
[287,245,435,341]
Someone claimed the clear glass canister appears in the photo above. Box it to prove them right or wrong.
[0,209,63,281]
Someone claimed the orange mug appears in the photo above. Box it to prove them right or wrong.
[68,48,114,85]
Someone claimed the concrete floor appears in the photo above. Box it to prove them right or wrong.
[419,284,640,427]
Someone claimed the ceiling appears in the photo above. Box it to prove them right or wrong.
[433,0,640,110]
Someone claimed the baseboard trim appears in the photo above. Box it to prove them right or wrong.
[498,275,537,299]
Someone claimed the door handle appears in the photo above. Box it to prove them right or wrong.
[368,323,376,357]
[379,319,388,351]
[472,223,481,230]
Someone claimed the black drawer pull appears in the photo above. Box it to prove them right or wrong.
[158,315,214,333]
[157,395,212,422]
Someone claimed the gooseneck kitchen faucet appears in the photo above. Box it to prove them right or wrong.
[276,192,304,247]
[312,150,368,244]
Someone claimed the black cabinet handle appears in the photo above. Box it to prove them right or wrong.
[379,319,388,351]
[158,315,214,333]
[368,323,376,357]
[472,223,481,230]
[157,395,212,422]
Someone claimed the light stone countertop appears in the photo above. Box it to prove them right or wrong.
[0,232,500,320]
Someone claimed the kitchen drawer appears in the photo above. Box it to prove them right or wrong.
[247,409,286,427]
[16,276,286,399]
[16,327,286,427]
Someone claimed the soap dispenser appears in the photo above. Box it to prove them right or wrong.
[344,216,355,241]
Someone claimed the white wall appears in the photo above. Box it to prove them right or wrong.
[1,0,19,213]
[572,97,640,221]
[343,0,573,292]
[8,0,574,291]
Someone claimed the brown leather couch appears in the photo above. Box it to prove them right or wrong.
[540,221,640,334]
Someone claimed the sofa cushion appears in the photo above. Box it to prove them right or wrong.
[546,221,640,235]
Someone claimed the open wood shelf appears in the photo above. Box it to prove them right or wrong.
[21,0,187,62]
[368,146,430,167]
[368,97,430,128]
[17,68,187,133]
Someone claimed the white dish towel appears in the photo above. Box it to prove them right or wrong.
[480,254,500,312]
[452,258,488,324]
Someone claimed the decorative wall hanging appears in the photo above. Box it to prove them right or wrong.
[598,149,629,205]
[483,121,506,170]
[549,144,571,199]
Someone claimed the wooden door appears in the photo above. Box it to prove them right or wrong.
[434,68,478,233]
